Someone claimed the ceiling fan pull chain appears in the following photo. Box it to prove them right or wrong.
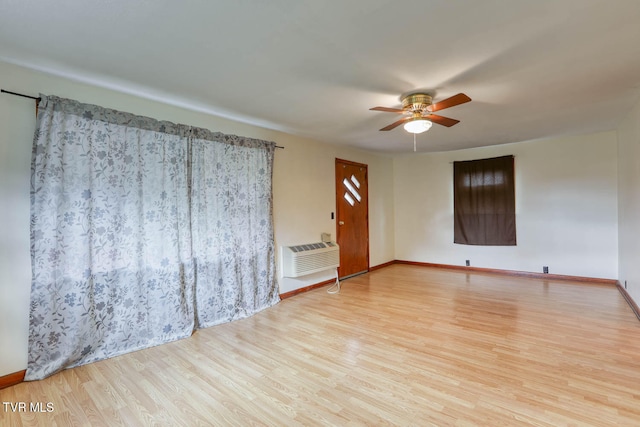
[414,133,417,152]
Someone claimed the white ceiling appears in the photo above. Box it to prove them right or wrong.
[2,0,640,153]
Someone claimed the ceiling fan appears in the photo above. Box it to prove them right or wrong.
[370,93,471,133]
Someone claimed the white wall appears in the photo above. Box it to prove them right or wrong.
[0,60,395,376]
[617,98,640,306]
[394,132,619,279]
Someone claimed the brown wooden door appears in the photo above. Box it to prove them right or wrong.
[335,158,369,279]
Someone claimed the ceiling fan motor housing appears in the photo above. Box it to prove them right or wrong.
[402,93,433,112]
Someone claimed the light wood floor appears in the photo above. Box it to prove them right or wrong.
[2,265,640,426]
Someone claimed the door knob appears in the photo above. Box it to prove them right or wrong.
[339,221,345,225]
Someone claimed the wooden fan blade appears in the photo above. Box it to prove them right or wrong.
[380,117,410,131]
[370,106,405,113]
[427,93,471,112]
[426,114,459,127]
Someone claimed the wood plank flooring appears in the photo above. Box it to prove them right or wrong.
[2,265,640,426]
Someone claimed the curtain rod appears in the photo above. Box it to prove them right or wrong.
[449,155,514,164]
[1,89,41,101]
[2,89,284,149]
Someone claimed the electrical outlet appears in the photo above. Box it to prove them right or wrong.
[543,266,549,274]
[465,260,470,266]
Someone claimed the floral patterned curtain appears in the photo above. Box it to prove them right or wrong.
[190,130,280,328]
[26,95,278,380]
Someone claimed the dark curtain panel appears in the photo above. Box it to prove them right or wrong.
[454,155,516,245]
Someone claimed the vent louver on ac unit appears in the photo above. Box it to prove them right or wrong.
[282,242,340,278]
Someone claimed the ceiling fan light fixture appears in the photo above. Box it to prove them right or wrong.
[404,119,433,134]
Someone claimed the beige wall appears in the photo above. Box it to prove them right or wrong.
[0,57,629,378]
[617,97,640,306]
[0,66,34,378]
[393,132,619,279]
[274,137,396,293]
[0,60,395,376]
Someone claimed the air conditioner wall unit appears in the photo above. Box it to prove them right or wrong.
[281,242,340,278]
